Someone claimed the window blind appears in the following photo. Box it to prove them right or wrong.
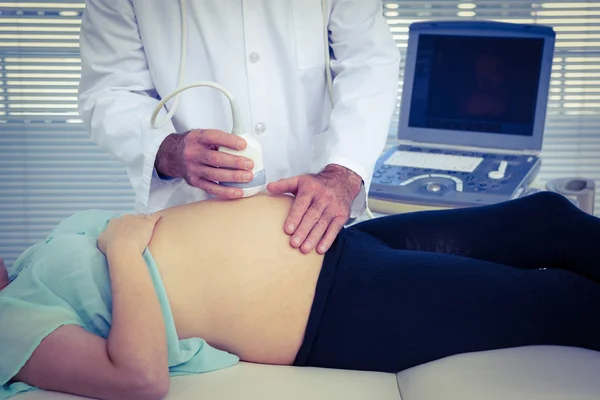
[383,0,600,215]
[0,0,134,268]
[1,1,599,269]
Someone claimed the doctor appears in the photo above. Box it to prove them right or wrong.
[78,0,400,255]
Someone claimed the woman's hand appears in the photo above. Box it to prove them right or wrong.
[98,214,162,255]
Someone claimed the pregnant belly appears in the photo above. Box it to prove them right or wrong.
[148,195,325,365]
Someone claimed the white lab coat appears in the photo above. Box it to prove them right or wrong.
[78,0,400,215]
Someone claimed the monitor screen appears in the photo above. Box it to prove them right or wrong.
[407,34,545,137]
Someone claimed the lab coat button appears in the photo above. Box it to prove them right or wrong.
[254,123,267,135]
[249,52,260,63]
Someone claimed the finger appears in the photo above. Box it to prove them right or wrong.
[150,214,162,229]
[145,213,161,222]
[267,176,300,196]
[198,149,254,171]
[141,214,162,231]
[283,189,312,235]
[301,209,335,253]
[316,216,346,254]
[192,129,247,151]
[290,201,325,250]
[196,164,254,184]
[134,213,159,224]
[190,176,244,199]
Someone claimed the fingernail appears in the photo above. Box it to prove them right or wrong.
[236,190,244,197]
[292,236,301,246]
[303,242,313,252]
[318,245,327,253]
[237,140,245,149]
[287,224,295,233]
[245,160,253,170]
[243,173,252,181]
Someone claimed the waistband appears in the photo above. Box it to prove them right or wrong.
[292,227,347,366]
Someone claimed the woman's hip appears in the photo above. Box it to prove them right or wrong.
[293,228,600,372]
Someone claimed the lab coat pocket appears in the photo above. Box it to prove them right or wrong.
[292,0,327,70]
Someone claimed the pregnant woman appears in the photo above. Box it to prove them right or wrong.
[1,191,599,400]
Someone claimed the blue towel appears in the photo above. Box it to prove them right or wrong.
[0,210,239,399]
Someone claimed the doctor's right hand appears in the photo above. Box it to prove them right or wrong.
[154,129,255,199]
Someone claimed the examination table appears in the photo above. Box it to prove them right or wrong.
[14,200,600,399]
[13,345,600,399]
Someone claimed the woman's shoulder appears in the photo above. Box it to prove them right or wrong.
[8,210,116,281]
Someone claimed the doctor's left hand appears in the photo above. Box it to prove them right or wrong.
[267,164,362,254]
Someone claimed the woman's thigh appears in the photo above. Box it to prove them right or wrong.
[352,192,600,283]
[302,229,600,373]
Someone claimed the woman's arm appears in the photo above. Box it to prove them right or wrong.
[105,240,169,388]
[14,214,169,400]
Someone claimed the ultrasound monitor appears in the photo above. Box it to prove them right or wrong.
[398,21,556,153]
[368,21,556,210]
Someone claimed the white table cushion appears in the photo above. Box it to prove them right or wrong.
[13,346,600,400]
[396,345,600,400]
[13,362,401,400]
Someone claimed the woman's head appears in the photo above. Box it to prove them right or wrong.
[0,257,8,291]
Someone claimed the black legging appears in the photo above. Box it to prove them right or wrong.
[294,191,600,372]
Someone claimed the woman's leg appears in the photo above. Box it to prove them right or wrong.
[353,192,600,283]
[297,229,600,373]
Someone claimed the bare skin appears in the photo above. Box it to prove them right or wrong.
[9,214,170,400]
[156,129,363,255]
[155,129,255,198]
[149,194,325,364]
[2,194,324,400]
[268,164,362,254]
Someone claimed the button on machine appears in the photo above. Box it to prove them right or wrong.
[426,183,442,192]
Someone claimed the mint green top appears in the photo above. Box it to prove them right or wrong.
[0,210,239,399]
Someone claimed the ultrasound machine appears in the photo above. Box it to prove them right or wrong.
[368,21,556,210]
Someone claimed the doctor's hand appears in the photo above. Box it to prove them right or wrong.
[155,129,255,199]
[267,164,363,255]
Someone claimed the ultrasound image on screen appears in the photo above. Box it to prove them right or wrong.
[408,34,544,136]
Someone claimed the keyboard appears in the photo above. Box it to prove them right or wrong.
[384,150,483,173]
